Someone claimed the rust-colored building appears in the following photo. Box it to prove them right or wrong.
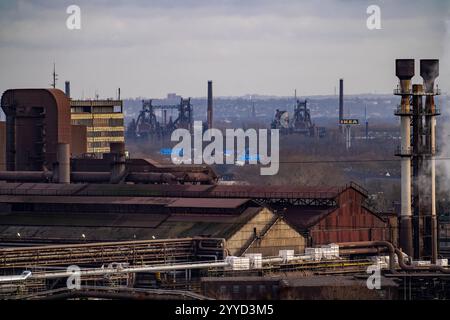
[0,89,71,171]
[282,186,396,246]
[0,182,396,251]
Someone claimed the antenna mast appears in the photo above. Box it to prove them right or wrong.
[51,63,58,88]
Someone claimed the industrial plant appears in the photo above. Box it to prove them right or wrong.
[0,57,448,302]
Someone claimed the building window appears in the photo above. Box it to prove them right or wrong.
[246,285,253,296]
[219,285,227,295]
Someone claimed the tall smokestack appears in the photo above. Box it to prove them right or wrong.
[420,59,439,263]
[207,80,213,130]
[65,81,71,99]
[395,59,415,257]
[339,79,344,122]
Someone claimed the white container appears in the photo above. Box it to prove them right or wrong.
[279,250,295,262]
[305,247,323,261]
[244,253,262,269]
[225,256,250,270]
[436,259,448,267]
[321,243,339,259]
[412,260,431,267]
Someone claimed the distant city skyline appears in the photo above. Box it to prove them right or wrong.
[0,0,449,99]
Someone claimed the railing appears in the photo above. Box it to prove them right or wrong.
[394,88,441,96]
[395,146,412,156]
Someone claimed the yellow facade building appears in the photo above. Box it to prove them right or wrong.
[70,100,124,156]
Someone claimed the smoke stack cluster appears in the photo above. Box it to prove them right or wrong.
[207,81,213,130]
[394,59,440,262]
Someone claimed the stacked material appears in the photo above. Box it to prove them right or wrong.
[305,248,323,261]
[321,243,339,259]
[304,244,340,261]
[244,253,262,269]
[370,256,390,269]
[225,256,250,270]
[437,259,449,267]
[411,260,432,267]
[279,250,295,263]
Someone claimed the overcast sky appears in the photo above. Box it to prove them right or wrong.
[0,0,449,99]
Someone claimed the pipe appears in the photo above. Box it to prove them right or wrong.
[71,172,110,183]
[0,271,31,283]
[126,172,177,184]
[57,143,70,184]
[0,171,52,182]
[337,241,397,272]
[0,171,183,184]
[31,261,230,280]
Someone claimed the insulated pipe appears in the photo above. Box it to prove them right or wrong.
[0,171,52,182]
[71,172,110,183]
[0,171,188,184]
[30,261,230,280]
[57,143,70,184]
[126,172,177,184]
[337,241,397,272]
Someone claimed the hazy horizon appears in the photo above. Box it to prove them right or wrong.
[1,0,449,99]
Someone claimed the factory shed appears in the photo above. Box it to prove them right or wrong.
[281,185,395,245]
[0,194,305,256]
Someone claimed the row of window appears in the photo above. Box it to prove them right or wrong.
[72,118,124,127]
[87,131,124,138]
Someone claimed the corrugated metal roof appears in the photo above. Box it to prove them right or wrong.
[0,182,346,199]
[0,207,262,242]
[0,195,175,205]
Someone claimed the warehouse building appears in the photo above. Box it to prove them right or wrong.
[0,182,395,253]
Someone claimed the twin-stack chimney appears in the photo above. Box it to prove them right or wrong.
[395,58,440,262]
